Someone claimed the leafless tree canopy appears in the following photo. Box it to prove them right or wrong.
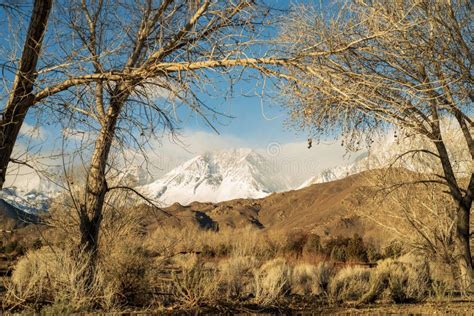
[41,0,311,285]
[279,0,473,290]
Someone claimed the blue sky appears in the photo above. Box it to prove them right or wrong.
[1,0,334,148]
[3,0,359,187]
[171,0,335,147]
[177,77,300,147]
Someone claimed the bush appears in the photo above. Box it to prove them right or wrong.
[5,247,114,312]
[201,242,231,258]
[4,241,18,254]
[383,240,403,259]
[5,208,149,312]
[201,244,216,257]
[366,244,382,262]
[392,255,431,303]
[303,234,322,254]
[325,235,369,262]
[32,238,43,250]
[218,256,258,300]
[314,262,334,295]
[346,234,368,262]
[329,266,371,302]
[291,264,320,295]
[291,261,334,296]
[284,231,308,256]
[2,240,25,255]
[360,256,431,304]
[253,258,292,306]
[324,236,348,257]
[168,258,219,307]
[101,244,150,306]
[330,246,348,262]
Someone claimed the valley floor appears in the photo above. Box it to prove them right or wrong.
[315,300,474,315]
[86,299,474,315]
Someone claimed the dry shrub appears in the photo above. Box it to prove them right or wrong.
[231,226,271,257]
[315,262,334,295]
[253,258,292,306]
[291,264,319,295]
[329,266,371,302]
[5,247,114,312]
[360,255,431,304]
[5,203,150,312]
[99,233,150,306]
[303,233,322,254]
[283,230,308,255]
[429,260,456,299]
[291,262,333,296]
[167,256,219,307]
[218,256,259,300]
[145,226,202,256]
[391,255,431,302]
[146,226,274,259]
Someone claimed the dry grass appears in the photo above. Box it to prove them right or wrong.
[253,258,292,306]
[4,246,114,312]
[167,257,219,307]
[4,204,150,312]
[291,262,334,296]
[360,255,432,304]
[329,266,372,303]
[218,255,259,300]
[2,213,452,312]
[145,225,277,258]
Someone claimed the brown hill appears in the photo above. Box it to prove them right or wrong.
[9,168,455,249]
[142,169,397,246]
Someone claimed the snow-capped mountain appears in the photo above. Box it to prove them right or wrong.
[1,183,59,214]
[299,123,471,188]
[1,165,64,213]
[139,148,289,206]
[117,164,154,186]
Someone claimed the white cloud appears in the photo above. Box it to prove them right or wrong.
[4,143,62,193]
[5,128,363,192]
[259,140,359,187]
[119,129,360,187]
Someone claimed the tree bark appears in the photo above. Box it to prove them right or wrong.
[454,174,474,292]
[79,88,129,285]
[454,198,473,292]
[434,139,473,292]
[0,0,53,189]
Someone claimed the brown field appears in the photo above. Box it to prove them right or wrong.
[0,170,472,314]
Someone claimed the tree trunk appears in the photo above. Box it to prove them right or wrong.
[79,89,128,285]
[454,199,473,293]
[0,0,52,189]
[434,138,473,292]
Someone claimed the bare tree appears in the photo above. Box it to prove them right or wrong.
[280,0,473,290]
[0,0,53,189]
[359,168,458,281]
[51,0,309,284]
[0,0,140,191]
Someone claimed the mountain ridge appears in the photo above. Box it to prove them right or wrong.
[139,148,289,206]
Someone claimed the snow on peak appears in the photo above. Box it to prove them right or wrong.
[1,182,59,214]
[138,148,288,206]
[298,123,472,188]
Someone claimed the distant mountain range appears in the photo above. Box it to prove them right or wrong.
[138,148,289,206]
[2,125,469,211]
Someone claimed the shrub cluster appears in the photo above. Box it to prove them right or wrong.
[3,226,439,313]
[283,232,381,263]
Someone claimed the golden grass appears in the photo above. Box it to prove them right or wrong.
[3,214,444,312]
